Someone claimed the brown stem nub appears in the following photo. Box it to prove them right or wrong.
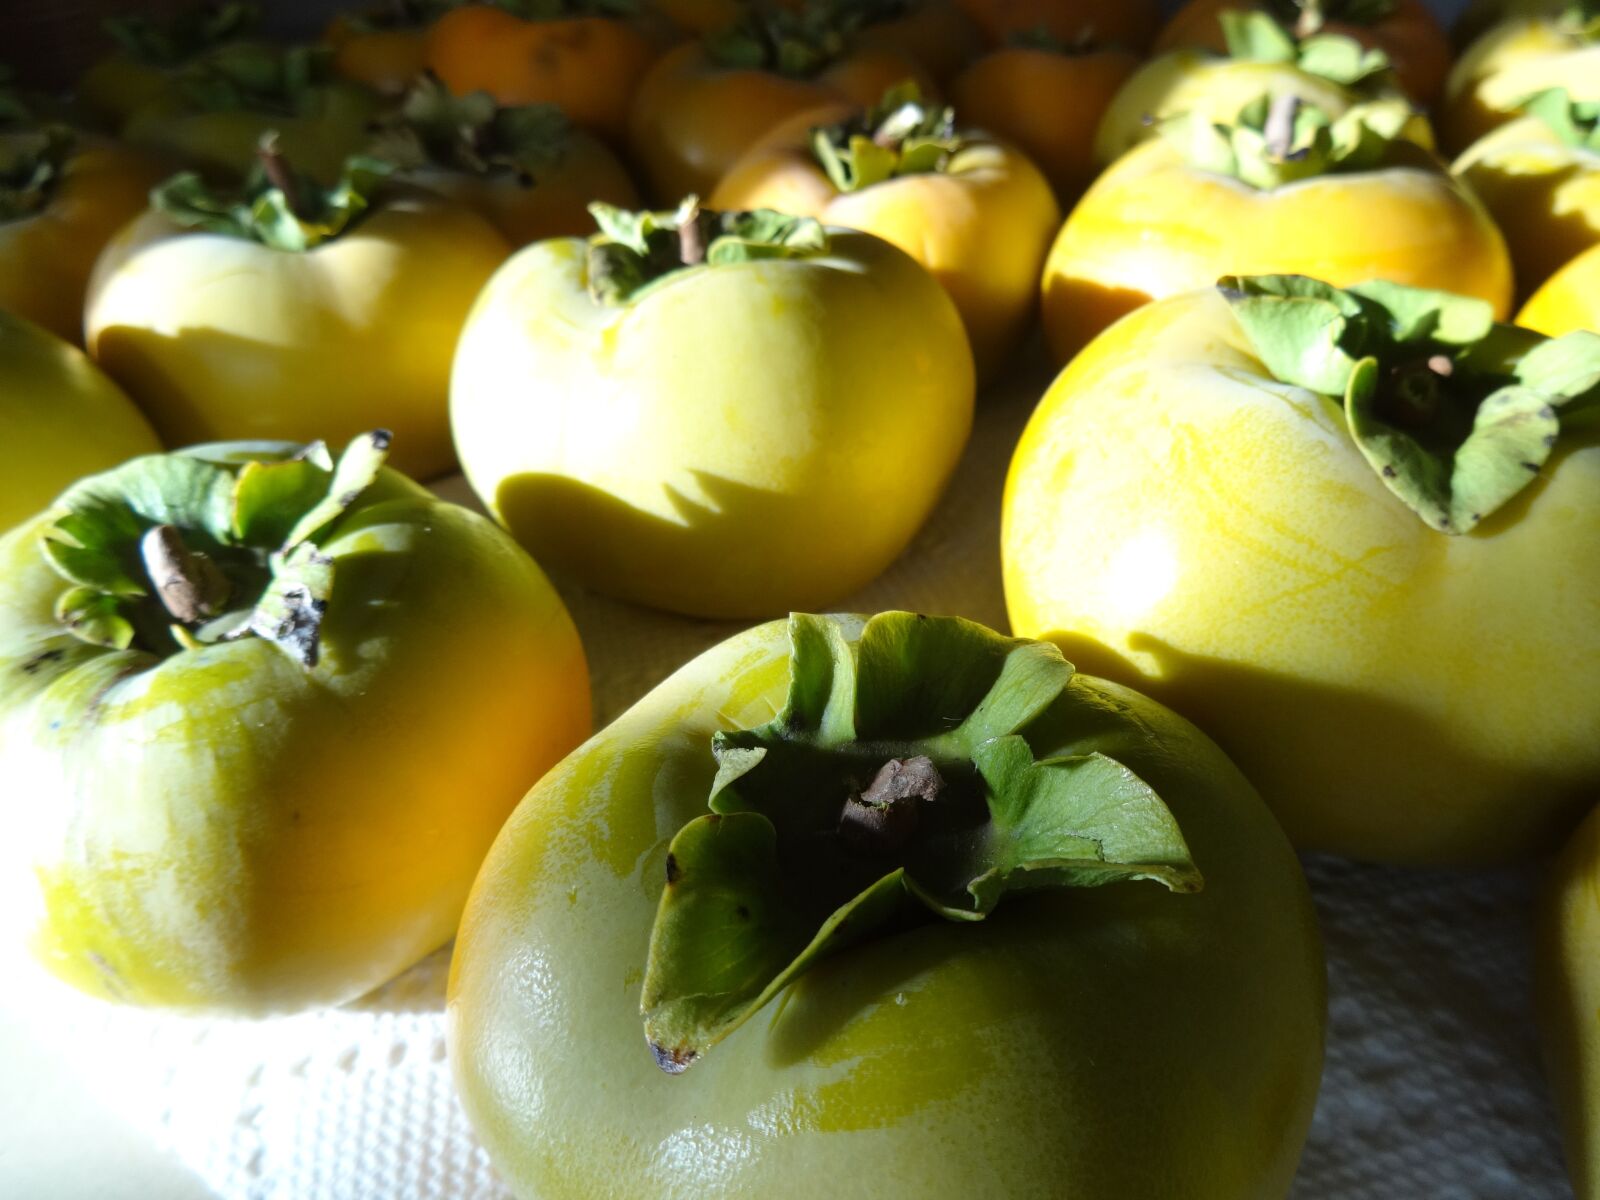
[256,132,304,219]
[1293,0,1323,37]
[1264,92,1302,160]
[678,201,705,267]
[838,756,943,856]
[141,525,229,624]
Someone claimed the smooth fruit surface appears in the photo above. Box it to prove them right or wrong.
[1041,137,1512,361]
[450,228,973,618]
[0,312,160,535]
[1005,288,1600,864]
[1517,233,1600,336]
[0,450,590,1013]
[449,616,1325,1199]
[86,198,510,480]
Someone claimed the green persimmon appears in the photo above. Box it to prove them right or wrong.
[449,612,1325,1198]
[0,433,590,1013]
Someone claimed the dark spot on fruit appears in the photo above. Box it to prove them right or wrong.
[665,854,680,884]
[21,648,64,675]
[735,905,750,920]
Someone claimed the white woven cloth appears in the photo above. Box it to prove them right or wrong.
[0,365,1570,1199]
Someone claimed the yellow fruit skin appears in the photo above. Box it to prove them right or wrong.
[1453,116,1600,302]
[1518,241,1600,336]
[450,229,974,618]
[1538,804,1600,1200]
[0,312,161,535]
[1040,138,1513,362]
[1441,18,1600,153]
[0,473,590,1014]
[0,137,167,346]
[712,115,1060,378]
[1004,288,1600,865]
[85,198,511,481]
[449,617,1325,1200]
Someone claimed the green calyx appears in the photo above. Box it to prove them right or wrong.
[40,431,392,666]
[811,82,963,192]
[489,0,640,18]
[1221,274,1600,533]
[585,197,828,305]
[1161,94,1414,187]
[152,135,392,251]
[705,6,847,78]
[640,612,1204,1075]
[1522,88,1600,151]
[103,2,259,67]
[0,126,72,222]
[339,0,460,33]
[169,43,336,116]
[1221,10,1393,87]
[1261,0,1396,37]
[368,75,570,180]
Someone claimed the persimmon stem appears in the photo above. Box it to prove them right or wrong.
[678,201,705,266]
[141,525,229,624]
[256,133,304,219]
[1264,93,1301,160]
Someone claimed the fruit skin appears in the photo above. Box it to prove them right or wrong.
[399,131,641,246]
[1155,0,1452,104]
[450,228,974,618]
[626,41,933,202]
[325,15,432,97]
[849,0,982,85]
[948,45,1141,203]
[0,312,160,535]
[1537,803,1600,1200]
[1519,241,1600,337]
[1452,115,1600,302]
[1040,136,1513,361]
[0,135,169,346]
[711,105,1060,378]
[0,456,590,1014]
[448,614,1325,1200]
[1003,287,1600,865]
[425,4,661,144]
[85,195,510,481]
[1441,16,1600,153]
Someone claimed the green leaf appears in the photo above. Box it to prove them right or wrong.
[1218,10,1392,87]
[640,613,1200,1074]
[53,586,136,651]
[280,429,391,548]
[231,452,333,546]
[703,6,844,77]
[1220,274,1370,394]
[1521,89,1600,151]
[810,83,963,193]
[964,736,1203,912]
[1220,10,1298,60]
[0,126,74,223]
[586,201,829,304]
[103,2,258,66]
[153,146,394,252]
[371,75,572,179]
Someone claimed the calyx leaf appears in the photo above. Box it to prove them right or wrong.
[103,2,259,66]
[1219,10,1393,87]
[1522,88,1600,152]
[1161,95,1414,188]
[38,431,393,665]
[368,75,571,179]
[152,136,393,251]
[640,612,1202,1074]
[704,6,847,77]
[1221,274,1600,532]
[1263,0,1397,35]
[0,126,73,222]
[585,198,827,304]
[167,42,336,115]
[810,82,963,192]
[489,0,640,17]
